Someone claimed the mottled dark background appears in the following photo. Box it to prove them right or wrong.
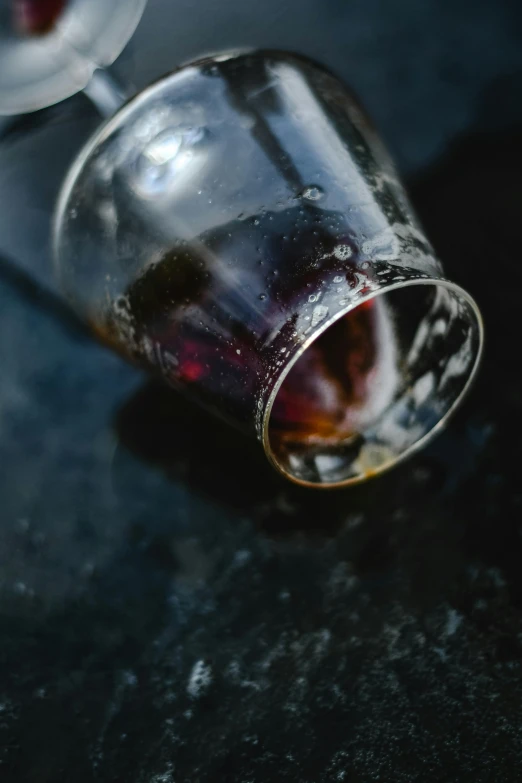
[1,0,522,780]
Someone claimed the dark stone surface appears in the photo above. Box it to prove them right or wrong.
[1,1,522,780]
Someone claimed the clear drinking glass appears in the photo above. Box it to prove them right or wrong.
[53,50,483,488]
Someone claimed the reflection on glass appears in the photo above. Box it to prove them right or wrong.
[55,51,483,487]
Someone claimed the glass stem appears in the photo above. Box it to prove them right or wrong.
[82,68,130,118]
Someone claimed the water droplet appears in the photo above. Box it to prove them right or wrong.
[236,349,241,355]
[301,185,324,201]
[333,275,343,283]
[311,304,329,327]
[259,293,267,300]
[334,244,352,261]
[308,293,319,303]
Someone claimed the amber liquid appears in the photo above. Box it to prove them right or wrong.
[270,301,380,447]
[105,207,387,448]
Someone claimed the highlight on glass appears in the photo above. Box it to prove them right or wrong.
[53,50,483,487]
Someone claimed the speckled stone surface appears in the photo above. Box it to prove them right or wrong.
[1,1,522,780]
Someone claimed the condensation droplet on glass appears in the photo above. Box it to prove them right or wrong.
[259,293,267,300]
[308,293,319,303]
[333,275,343,283]
[236,349,241,355]
[301,185,324,201]
[334,244,352,261]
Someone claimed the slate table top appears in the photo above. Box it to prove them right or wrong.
[1,0,522,780]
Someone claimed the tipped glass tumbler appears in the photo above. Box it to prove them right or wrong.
[54,50,483,487]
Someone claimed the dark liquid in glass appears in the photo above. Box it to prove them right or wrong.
[104,205,390,454]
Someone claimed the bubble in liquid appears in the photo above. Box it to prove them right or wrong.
[301,185,324,201]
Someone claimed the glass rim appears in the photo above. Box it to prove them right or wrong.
[262,276,484,489]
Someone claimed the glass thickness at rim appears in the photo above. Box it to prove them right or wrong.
[53,49,484,488]
[263,278,483,489]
